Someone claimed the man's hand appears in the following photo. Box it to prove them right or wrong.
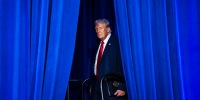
[114,90,126,97]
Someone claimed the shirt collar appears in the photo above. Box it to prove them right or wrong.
[102,33,111,44]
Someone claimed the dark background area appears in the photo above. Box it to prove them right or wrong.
[67,0,117,99]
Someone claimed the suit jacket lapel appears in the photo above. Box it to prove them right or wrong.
[101,36,113,62]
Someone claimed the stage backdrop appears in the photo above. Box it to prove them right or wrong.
[0,0,200,100]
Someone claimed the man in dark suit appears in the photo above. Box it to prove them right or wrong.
[90,19,127,100]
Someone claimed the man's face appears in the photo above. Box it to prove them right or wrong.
[95,22,110,41]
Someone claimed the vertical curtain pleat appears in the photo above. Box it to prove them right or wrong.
[0,0,80,99]
[176,0,200,99]
[113,0,198,100]
[31,0,50,99]
[31,0,80,99]
[114,1,138,100]
[0,0,30,99]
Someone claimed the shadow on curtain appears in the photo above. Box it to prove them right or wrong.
[0,0,80,99]
[114,0,200,100]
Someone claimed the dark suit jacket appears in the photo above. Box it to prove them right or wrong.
[90,35,127,99]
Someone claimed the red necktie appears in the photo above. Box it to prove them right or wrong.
[96,41,104,79]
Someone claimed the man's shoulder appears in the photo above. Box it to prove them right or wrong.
[109,35,119,45]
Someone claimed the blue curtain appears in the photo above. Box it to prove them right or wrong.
[1,0,199,99]
[0,0,30,99]
[114,0,200,100]
[0,0,80,99]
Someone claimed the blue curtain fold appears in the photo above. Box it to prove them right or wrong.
[31,0,80,99]
[114,0,200,100]
[0,0,80,99]
[176,0,200,99]
[0,0,31,99]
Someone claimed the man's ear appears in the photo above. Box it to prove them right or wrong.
[107,27,111,33]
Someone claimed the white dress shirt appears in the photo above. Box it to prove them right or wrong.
[94,33,111,75]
